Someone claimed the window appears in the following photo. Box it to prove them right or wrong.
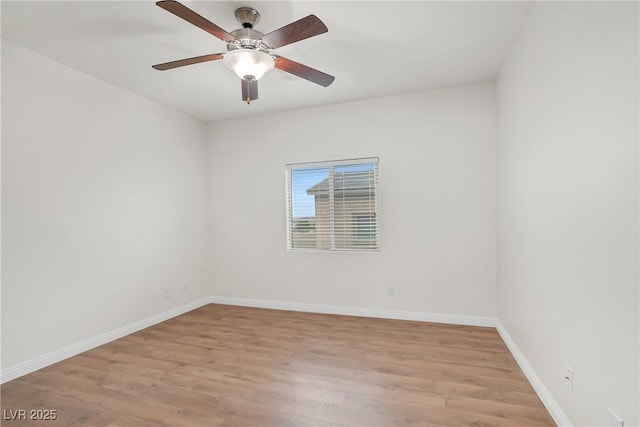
[286,158,379,251]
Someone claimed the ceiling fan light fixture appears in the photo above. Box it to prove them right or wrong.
[223,49,274,81]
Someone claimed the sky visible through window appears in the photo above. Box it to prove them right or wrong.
[291,163,375,218]
[291,168,327,218]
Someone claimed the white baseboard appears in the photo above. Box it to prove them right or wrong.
[0,297,211,384]
[208,296,497,327]
[496,320,572,426]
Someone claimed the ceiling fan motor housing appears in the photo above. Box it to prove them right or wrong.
[227,28,267,51]
[227,7,270,53]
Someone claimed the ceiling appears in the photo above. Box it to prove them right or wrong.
[1,1,531,123]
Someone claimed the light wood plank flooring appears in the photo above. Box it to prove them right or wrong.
[1,304,555,426]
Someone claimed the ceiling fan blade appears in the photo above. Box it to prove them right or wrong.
[152,53,224,71]
[273,55,335,87]
[156,0,235,43]
[241,79,259,104]
[261,15,327,49]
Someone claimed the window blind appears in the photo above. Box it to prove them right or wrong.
[286,158,379,251]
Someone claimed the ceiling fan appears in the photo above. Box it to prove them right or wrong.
[152,0,335,104]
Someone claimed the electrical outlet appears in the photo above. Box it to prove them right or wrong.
[163,288,171,299]
[564,365,574,392]
[608,408,624,427]
[387,286,395,297]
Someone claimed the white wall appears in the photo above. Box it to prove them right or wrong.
[1,41,210,369]
[496,2,639,426]
[207,84,497,318]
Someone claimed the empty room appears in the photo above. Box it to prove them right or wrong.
[1,1,638,426]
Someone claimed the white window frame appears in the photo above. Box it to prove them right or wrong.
[285,157,380,252]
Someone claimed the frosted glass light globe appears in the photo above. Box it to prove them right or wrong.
[223,49,275,81]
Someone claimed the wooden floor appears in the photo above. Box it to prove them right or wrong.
[1,304,554,426]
